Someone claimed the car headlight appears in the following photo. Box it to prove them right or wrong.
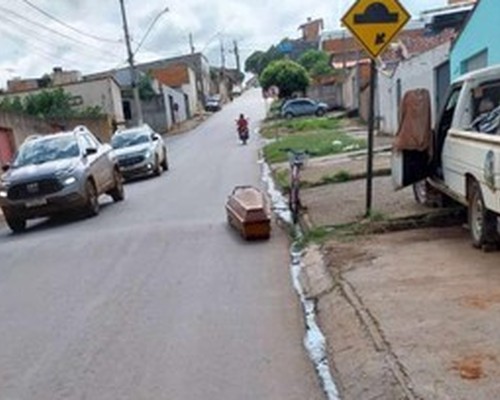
[0,190,7,198]
[144,150,152,158]
[63,176,77,186]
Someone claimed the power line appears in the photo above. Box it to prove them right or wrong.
[0,4,122,61]
[133,7,169,56]
[0,13,121,66]
[0,25,93,68]
[20,0,121,44]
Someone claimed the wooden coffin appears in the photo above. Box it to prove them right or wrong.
[226,186,271,240]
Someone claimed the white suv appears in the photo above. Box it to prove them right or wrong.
[111,125,169,180]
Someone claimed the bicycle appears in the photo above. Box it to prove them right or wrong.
[281,148,309,224]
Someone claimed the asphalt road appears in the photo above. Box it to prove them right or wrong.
[0,89,323,400]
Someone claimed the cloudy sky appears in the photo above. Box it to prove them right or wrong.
[0,0,446,88]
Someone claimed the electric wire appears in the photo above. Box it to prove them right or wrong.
[0,25,95,68]
[0,4,122,61]
[20,0,121,44]
[133,8,169,56]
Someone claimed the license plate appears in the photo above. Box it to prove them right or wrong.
[25,198,47,208]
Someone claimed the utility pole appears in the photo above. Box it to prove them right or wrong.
[189,33,195,54]
[119,0,143,125]
[220,38,226,70]
[233,40,241,73]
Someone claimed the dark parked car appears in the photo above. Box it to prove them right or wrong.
[281,98,328,118]
[205,95,221,112]
[0,126,124,232]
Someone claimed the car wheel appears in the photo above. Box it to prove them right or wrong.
[469,180,498,248]
[4,213,26,233]
[154,155,162,176]
[285,112,293,119]
[108,169,125,202]
[316,108,325,117]
[84,180,100,217]
[161,148,169,171]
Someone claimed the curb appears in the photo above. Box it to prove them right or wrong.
[300,207,466,237]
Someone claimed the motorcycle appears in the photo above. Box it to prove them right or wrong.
[237,125,249,145]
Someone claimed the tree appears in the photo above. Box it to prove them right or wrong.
[138,75,156,101]
[0,88,103,119]
[298,50,329,71]
[245,51,265,74]
[298,49,334,79]
[259,59,310,98]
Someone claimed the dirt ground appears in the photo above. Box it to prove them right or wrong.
[302,176,430,226]
[301,227,500,399]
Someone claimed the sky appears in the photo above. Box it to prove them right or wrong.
[0,0,447,88]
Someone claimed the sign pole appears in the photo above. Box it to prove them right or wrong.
[366,58,376,217]
[341,0,410,217]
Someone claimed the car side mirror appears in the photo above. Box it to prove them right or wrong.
[85,148,98,156]
[152,134,159,141]
[1,164,10,172]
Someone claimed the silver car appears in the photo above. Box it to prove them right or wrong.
[111,125,169,180]
[0,126,124,233]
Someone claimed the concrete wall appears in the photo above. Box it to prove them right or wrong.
[163,86,188,130]
[378,41,451,135]
[450,0,499,80]
[0,77,124,122]
[0,111,54,149]
[56,116,113,143]
[180,68,197,117]
[341,68,358,111]
[306,83,342,109]
[0,111,112,148]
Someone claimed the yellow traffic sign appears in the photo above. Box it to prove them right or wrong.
[341,0,411,59]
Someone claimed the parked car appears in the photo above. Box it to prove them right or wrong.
[0,126,124,233]
[205,95,221,112]
[281,98,328,119]
[111,125,168,180]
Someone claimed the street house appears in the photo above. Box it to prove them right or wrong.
[450,0,500,80]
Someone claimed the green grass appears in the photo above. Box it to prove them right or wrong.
[295,226,335,248]
[261,116,339,138]
[263,131,366,163]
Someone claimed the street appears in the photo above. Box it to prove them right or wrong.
[0,90,322,400]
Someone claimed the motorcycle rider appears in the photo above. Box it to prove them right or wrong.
[237,114,248,132]
[236,114,249,143]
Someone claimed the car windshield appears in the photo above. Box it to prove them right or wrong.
[111,131,150,149]
[13,136,80,167]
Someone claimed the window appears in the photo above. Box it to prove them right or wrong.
[80,134,98,151]
[469,80,500,134]
[461,49,488,76]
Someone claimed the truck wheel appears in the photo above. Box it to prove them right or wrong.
[154,155,162,176]
[469,180,498,248]
[5,214,26,233]
[84,180,100,217]
[413,181,429,205]
[161,148,169,171]
[108,169,125,202]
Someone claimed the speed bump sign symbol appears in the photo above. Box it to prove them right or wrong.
[342,0,410,59]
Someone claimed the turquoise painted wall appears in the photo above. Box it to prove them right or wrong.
[450,0,500,81]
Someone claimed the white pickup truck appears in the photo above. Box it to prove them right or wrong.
[393,65,500,248]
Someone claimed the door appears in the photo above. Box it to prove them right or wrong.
[303,100,316,115]
[0,128,15,166]
[392,86,462,190]
[435,61,450,118]
[391,89,435,190]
